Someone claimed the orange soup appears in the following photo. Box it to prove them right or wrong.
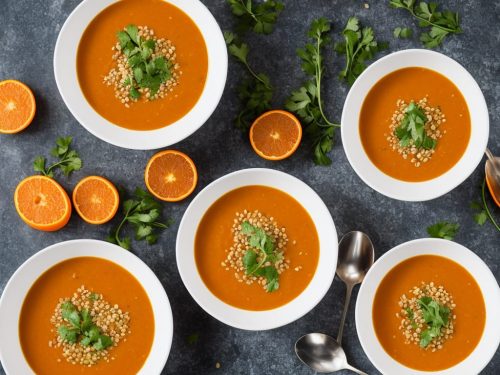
[19,257,154,375]
[77,0,208,130]
[195,186,319,311]
[373,255,485,371]
[360,67,470,182]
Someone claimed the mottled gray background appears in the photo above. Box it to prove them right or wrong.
[0,0,498,374]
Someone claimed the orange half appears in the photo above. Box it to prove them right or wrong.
[14,175,71,231]
[0,80,36,134]
[72,176,120,224]
[249,110,302,160]
[145,150,198,202]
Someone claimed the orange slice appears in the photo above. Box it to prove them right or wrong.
[145,150,198,202]
[14,175,71,231]
[72,176,120,224]
[0,80,36,134]
[249,110,302,160]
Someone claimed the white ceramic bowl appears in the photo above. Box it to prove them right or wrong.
[0,239,173,375]
[54,0,227,150]
[355,238,500,375]
[341,49,489,201]
[176,168,338,330]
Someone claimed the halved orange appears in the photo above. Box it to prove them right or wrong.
[14,175,71,231]
[145,150,198,202]
[72,176,119,224]
[0,80,36,134]
[249,110,302,160]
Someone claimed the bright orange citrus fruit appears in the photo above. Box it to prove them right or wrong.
[145,150,198,202]
[72,176,119,224]
[249,110,302,160]
[0,80,36,134]
[14,175,71,231]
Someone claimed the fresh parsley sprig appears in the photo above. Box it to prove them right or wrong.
[33,136,82,177]
[108,188,172,250]
[389,0,461,48]
[395,102,436,149]
[394,26,413,39]
[334,17,387,86]
[418,296,450,348]
[286,18,340,166]
[117,24,172,99]
[58,301,113,351]
[241,221,283,292]
[224,31,273,131]
[471,178,500,232]
[427,222,459,240]
[227,0,284,35]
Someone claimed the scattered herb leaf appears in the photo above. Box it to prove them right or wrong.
[427,222,459,240]
[187,333,200,345]
[395,102,436,149]
[107,188,172,250]
[471,179,500,231]
[418,296,450,348]
[286,18,340,165]
[334,17,388,86]
[227,0,284,35]
[393,26,413,38]
[389,0,461,48]
[33,136,82,177]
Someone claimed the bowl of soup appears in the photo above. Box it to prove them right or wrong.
[355,238,500,374]
[176,168,338,330]
[0,239,173,374]
[341,49,489,201]
[54,0,227,149]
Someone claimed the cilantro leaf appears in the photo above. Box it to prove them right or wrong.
[470,179,500,231]
[417,296,450,348]
[93,335,113,350]
[33,136,82,177]
[427,222,459,240]
[57,326,79,343]
[187,333,200,345]
[394,27,413,38]
[394,102,436,150]
[227,0,284,35]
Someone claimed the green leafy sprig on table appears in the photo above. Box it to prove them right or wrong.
[394,27,413,39]
[395,102,437,149]
[107,188,172,250]
[471,179,500,232]
[241,221,283,292]
[427,222,459,240]
[417,296,450,348]
[224,31,273,131]
[58,301,113,351]
[389,0,461,48]
[227,0,284,35]
[117,24,172,99]
[286,18,340,166]
[334,17,388,86]
[33,136,82,177]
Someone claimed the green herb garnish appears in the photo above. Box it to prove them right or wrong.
[240,221,283,292]
[395,102,436,149]
[58,302,113,350]
[471,179,500,231]
[116,24,172,99]
[33,136,82,177]
[286,18,340,166]
[186,333,200,345]
[107,188,172,250]
[418,296,450,348]
[427,222,459,240]
[227,0,284,35]
[393,26,413,38]
[334,17,388,86]
[224,31,273,131]
[389,0,461,48]
[405,307,418,329]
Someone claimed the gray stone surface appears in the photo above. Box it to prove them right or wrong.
[0,0,499,374]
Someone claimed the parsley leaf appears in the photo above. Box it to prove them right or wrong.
[394,26,413,38]
[286,18,340,166]
[395,102,436,149]
[33,136,82,177]
[417,296,450,348]
[108,188,172,250]
[471,179,500,231]
[224,31,273,131]
[335,17,387,86]
[186,333,200,345]
[389,0,461,48]
[427,222,459,240]
[227,0,284,35]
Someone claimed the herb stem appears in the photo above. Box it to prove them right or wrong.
[114,203,138,246]
[481,178,500,231]
[244,61,271,89]
[408,7,458,33]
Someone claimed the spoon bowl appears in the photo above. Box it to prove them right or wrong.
[295,333,351,373]
[337,231,375,285]
[485,148,500,207]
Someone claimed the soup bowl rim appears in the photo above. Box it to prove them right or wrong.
[0,239,173,375]
[355,238,500,374]
[340,48,489,201]
[176,168,338,330]
[53,0,227,150]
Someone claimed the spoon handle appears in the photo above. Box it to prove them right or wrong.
[485,148,494,162]
[337,283,354,344]
[344,363,369,375]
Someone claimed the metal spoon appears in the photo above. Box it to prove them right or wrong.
[485,148,500,206]
[295,231,375,374]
